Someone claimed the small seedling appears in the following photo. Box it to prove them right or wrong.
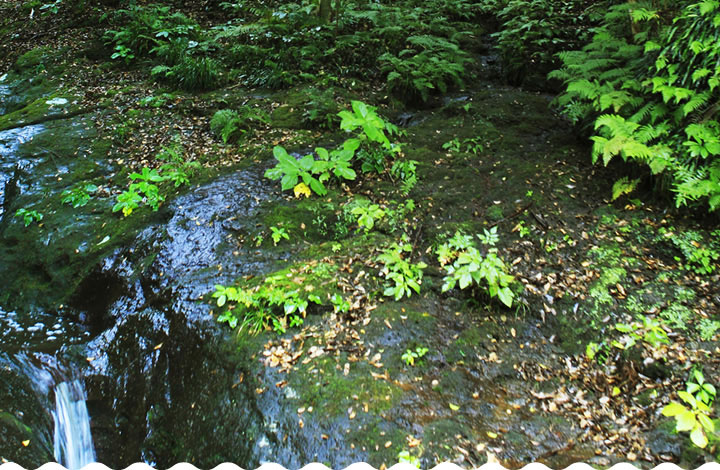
[687,369,716,406]
[270,226,290,246]
[402,346,429,366]
[398,451,420,468]
[15,208,43,227]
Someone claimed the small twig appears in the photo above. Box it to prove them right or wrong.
[488,201,533,228]
[532,211,549,230]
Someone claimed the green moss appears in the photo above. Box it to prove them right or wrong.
[14,47,52,72]
[0,94,79,131]
[288,355,401,417]
[487,205,504,221]
[346,421,408,467]
[588,267,626,308]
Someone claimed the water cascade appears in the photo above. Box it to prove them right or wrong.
[52,379,96,470]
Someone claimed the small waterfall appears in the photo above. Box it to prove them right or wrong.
[52,379,96,470]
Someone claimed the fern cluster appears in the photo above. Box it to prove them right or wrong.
[210,106,269,144]
[103,3,224,92]
[553,0,720,211]
[211,0,482,102]
[380,35,471,103]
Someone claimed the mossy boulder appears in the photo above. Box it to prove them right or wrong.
[13,47,52,73]
[0,94,83,132]
[271,104,305,129]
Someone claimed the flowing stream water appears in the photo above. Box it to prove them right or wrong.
[13,354,97,469]
[52,379,96,470]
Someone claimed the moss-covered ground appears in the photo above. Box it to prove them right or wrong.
[1,3,719,468]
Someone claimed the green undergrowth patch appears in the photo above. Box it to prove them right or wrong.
[211,239,384,334]
[347,423,408,467]
[572,205,716,357]
[287,353,402,418]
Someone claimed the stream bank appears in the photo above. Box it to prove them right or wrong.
[0,18,718,469]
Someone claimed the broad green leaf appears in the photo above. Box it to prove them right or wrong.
[697,413,715,433]
[662,402,686,417]
[690,425,708,448]
[315,147,329,160]
[497,287,513,307]
[678,391,697,407]
[280,173,298,191]
[309,178,327,196]
[675,409,697,432]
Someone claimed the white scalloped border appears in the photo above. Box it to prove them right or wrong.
[1,462,719,470]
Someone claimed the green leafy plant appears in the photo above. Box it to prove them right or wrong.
[662,390,716,449]
[330,293,350,313]
[380,35,470,103]
[350,200,385,232]
[104,4,198,63]
[442,138,461,153]
[390,159,419,195]
[442,136,486,155]
[436,228,515,307]
[210,106,269,144]
[61,184,98,208]
[613,315,670,350]
[39,0,63,15]
[386,199,416,233]
[264,145,334,196]
[687,369,716,406]
[552,1,720,211]
[270,226,290,246]
[302,87,340,129]
[585,341,610,364]
[698,318,720,341]
[492,0,598,84]
[402,346,429,366]
[377,236,427,300]
[151,56,220,92]
[266,100,398,196]
[658,227,719,275]
[338,100,402,173]
[15,208,43,227]
[212,278,319,334]
[156,140,200,187]
[397,451,420,469]
[113,168,165,216]
[513,221,531,238]
[138,93,174,108]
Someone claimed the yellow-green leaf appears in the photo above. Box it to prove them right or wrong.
[690,425,708,448]
[662,401,686,417]
[698,413,715,433]
[293,183,311,199]
[676,409,697,432]
[448,403,460,411]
